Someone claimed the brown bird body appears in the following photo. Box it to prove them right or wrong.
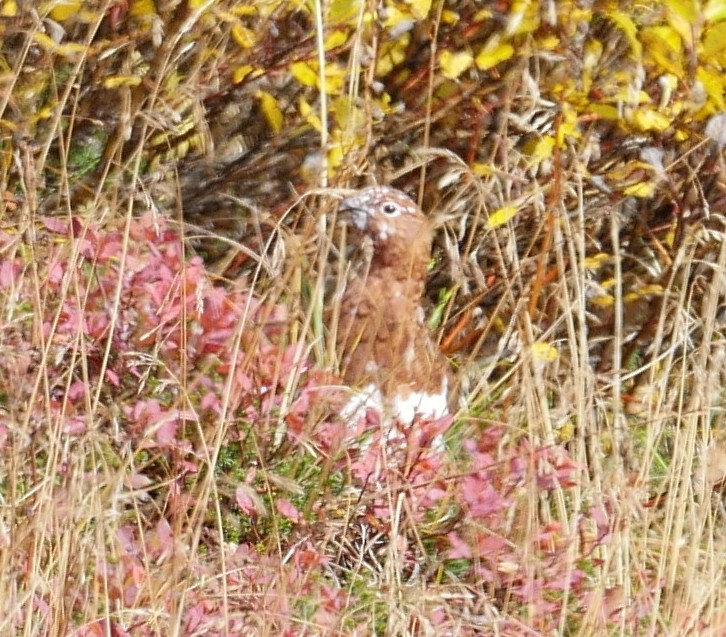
[334,186,450,425]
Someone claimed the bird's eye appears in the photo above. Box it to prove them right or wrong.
[381,202,399,216]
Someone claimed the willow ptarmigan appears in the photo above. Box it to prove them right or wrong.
[335,185,451,427]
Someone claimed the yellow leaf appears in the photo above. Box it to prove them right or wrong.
[586,103,619,120]
[666,0,698,47]
[705,0,726,22]
[298,97,322,132]
[32,106,54,123]
[640,25,683,76]
[329,0,361,22]
[256,90,283,132]
[405,0,431,19]
[232,64,254,84]
[591,295,614,307]
[639,284,664,295]
[630,107,672,132]
[102,75,142,88]
[231,23,256,48]
[584,253,610,270]
[623,181,657,198]
[1,1,17,16]
[557,420,575,443]
[606,10,642,59]
[557,103,580,144]
[325,30,348,50]
[674,128,689,141]
[475,36,514,71]
[290,61,318,87]
[441,9,459,24]
[32,32,87,57]
[702,22,726,65]
[539,35,560,50]
[526,135,555,163]
[583,39,602,72]
[231,6,257,16]
[383,5,411,30]
[376,33,410,76]
[507,0,540,36]
[332,97,365,129]
[439,50,473,79]
[531,342,559,363]
[488,205,518,228]
[472,162,493,176]
[48,0,81,21]
[321,63,345,95]
[129,0,156,17]
[696,65,726,109]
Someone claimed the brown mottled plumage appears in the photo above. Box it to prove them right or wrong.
[335,186,450,424]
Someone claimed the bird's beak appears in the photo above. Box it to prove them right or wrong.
[339,196,369,231]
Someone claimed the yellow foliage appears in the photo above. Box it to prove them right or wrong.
[231,23,256,48]
[539,35,560,50]
[441,9,459,24]
[1,0,17,16]
[586,103,619,120]
[521,135,555,164]
[232,65,257,84]
[531,342,559,363]
[32,32,87,58]
[256,90,283,133]
[557,103,580,144]
[326,129,363,175]
[606,10,642,59]
[637,284,664,295]
[507,0,540,36]
[591,295,614,307]
[641,26,683,77]
[376,33,411,76]
[129,0,156,17]
[473,9,492,21]
[475,36,514,71]
[383,5,413,30]
[329,0,361,23]
[584,253,611,270]
[702,22,726,65]
[290,61,318,87]
[607,160,654,181]
[290,60,345,94]
[404,0,431,19]
[630,107,672,132]
[298,97,322,132]
[321,64,345,94]
[103,75,143,89]
[582,39,602,94]
[665,0,699,47]
[623,181,657,198]
[325,30,348,50]
[696,66,726,109]
[47,0,81,21]
[487,205,518,228]
[472,162,494,176]
[439,50,473,80]
[332,97,365,130]
[704,0,726,22]
[231,6,257,17]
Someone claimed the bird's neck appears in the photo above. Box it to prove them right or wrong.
[369,240,431,286]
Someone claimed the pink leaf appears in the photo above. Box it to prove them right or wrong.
[446,532,472,559]
[276,499,301,523]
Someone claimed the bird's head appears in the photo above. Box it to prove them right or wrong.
[339,186,433,272]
